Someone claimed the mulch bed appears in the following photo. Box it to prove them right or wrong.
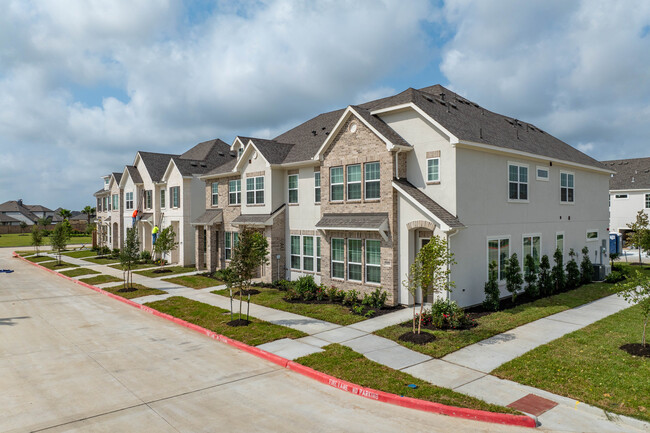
[398,331,436,345]
[231,289,260,296]
[399,321,476,332]
[152,269,172,274]
[283,298,404,318]
[227,319,250,327]
[116,287,137,293]
[620,343,650,358]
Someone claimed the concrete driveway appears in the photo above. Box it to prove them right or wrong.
[0,248,536,433]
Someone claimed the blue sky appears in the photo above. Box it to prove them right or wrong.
[1,0,649,211]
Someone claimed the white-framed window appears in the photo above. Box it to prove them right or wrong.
[211,182,219,206]
[145,190,152,209]
[303,236,315,271]
[171,187,180,208]
[160,189,166,208]
[556,232,564,255]
[125,192,134,210]
[316,237,321,273]
[536,166,549,181]
[615,194,628,199]
[288,174,298,204]
[246,176,264,205]
[290,235,301,270]
[104,178,110,187]
[314,171,321,203]
[331,238,345,279]
[365,162,380,199]
[348,238,362,281]
[560,171,574,203]
[330,167,344,201]
[238,147,243,159]
[522,234,541,270]
[229,179,241,205]
[427,158,440,182]
[225,231,232,260]
[508,163,528,201]
[112,194,119,210]
[365,239,381,284]
[646,193,650,208]
[586,230,598,241]
[487,236,510,281]
[103,196,108,211]
[347,164,361,200]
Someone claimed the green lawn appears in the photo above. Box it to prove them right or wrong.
[211,286,367,326]
[296,344,519,415]
[102,283,167,299]
[83,256,121,265]
[79,274,123,285]
[39,260,79,270]
[163,275,224,289]
[61,250,97,258]
[376,281,623,358]
[109,262,158,271]
[0,233,91,248]
[134,266,196,278]
[493,303,650,422]
[144,296,306,346]
[25,255,55,263]
[60,268,100,277]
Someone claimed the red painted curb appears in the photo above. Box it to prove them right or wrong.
[14,252,536,428]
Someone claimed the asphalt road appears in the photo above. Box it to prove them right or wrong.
[0,248,536,433]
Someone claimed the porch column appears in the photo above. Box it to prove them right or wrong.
[206,225,217,273]
[195,226,205,270]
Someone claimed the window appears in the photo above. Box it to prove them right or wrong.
[103,196,108,212]
[586,230,598,241]
[348,239,362,281]
[488,237,510,281]
[229,179,241,205]
[125,192,134,210]
[316,237,321,273]
[331,238,345,279]
[508,163,528,200]
[522,235,541,270]
[646,193,650,208]
[365,162,380,199]
[536,167,549,181]
[615,194,628,199]
[427,158,440,182]
[160,189,166,208]
[104,178,109,186]
[330,167,344,201]
[290,235,301,270]
[366,240,381,284]
[288,174,298,204]
[233,232,239,249]
[225,232,232,260]
[210,182,219,206]
[560,172,574,203]
[314,172,321,203]
[171,187,180,208]
[112,194,119,210]
[238,147,243,159]
[145,190,152,209]
[246,176,264,204]
[347,164,361,200]
[556,232,564,255]
[303,236,314,271]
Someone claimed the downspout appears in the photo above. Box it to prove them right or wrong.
[394,148,402,179]
[445,228,460,302]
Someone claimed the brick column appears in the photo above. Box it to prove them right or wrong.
[206,225,218,273]
[195,226,205,270]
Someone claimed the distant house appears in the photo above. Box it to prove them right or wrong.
[0,213,21,226]
[24,204,54,220]
[602,157,650,237]
[0,200,39,225]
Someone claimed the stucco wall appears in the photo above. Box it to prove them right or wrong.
[609,189,650,233]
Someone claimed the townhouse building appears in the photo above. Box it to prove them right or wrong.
[602,157,650,237]
[194,85,612,307]
[94,172,122,249]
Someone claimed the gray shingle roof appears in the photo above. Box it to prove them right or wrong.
[393,178,464,229]
[172,139,237,176]
[231,205,285,226]
[0,200,38,222]
[240,137,295,165]
[93,188,109,197]
[138,152,178,182]
[191,209,224,225]
[112,172,123,183]
[350,106,410,148]
[316,212,389,230]
[125,165,143,184]
[601,157,650,190]
[273,109,345,163]
[24,204,52,212]
[0,214,20,223]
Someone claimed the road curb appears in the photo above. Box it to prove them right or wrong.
[14,252,536,428]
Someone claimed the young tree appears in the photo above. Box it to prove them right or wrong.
[19,221,28,233]
[49,222,70,265]
[483,260,500,311]
[538,254,553,297]
[31,225,44,256]
[404,235,455,334]
[565,248,581,290]
[615,270,650,346]
[120,227,140,289]
[229,228,269,322]
[626,210,649,264]
[504,253,523,302]
[523,254,539,298]
[153,226,179,270]
[552,249,565,294]
[580,246,593,285]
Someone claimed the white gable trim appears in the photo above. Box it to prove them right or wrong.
[371,102,458,143]
[118,167,131,189]
[233,140,270,172]
[392,181,453,233]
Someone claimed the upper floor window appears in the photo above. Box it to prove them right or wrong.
[615,194,628,199]
[365,162,380,199]
[144,190,152,209]
[508,163,528,201]
[560,172,574,203]
[238,147,243,159]
[229,179,241,205]
[586,230,598,241]
[646,193,650,208]
[160,189,166,208]
[427,158,440,182]
[347,164,361,200]
[112,194,119,211]
[536,167,549,181]
[125,192,133,210]
[171,186,180,208]
[314,171,321,203]
[288,174,298,204]
[103,196,108,211]
[330,167,344,201]
[211,182,219,206]
[246,176,264,205]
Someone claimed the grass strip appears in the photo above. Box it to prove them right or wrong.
[212,286,366,326]
[493,303,650,423]
[79,274,123,285]
[60,268,100,277]
[39,260,79,270]
[296,344,519,414]
[163,275,224,289]
[109,263,158,271]
[61,250,97,258]
[83,256,121,265]
[25,255,55,263]
[144,296,306,346]
[134,266,197,278]
[102,283,167,299]
[0,234,92,248]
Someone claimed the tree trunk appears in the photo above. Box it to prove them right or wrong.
[412,303,416,334]
[239,284,243,321]
[418,302,424,334]
[643,316,647,347]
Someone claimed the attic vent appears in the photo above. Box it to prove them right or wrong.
[439,92,445,101]
[312,130,317,136]
[229,151,236,157]
[190,163,198,167]
[424,96,433,103]
[321,127,326,130]
[435,98,447,106]
[473,103,479,108]
[218,151,224,156]
[506,118,514,125]
[450,103,457,109]
[325,131,329,135]
[200,164,207,168]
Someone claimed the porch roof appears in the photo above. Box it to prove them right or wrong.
[231,204,285,227]
[191,209,224,226]
[392,178,464,231]
[139,213,154,224]
[315,212,389,241]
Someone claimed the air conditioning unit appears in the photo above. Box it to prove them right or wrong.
[592,264,610,282]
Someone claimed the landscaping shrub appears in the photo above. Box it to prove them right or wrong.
[111,248,120,258]
[523,254,538,299]
[505,253,523,302]
[295,275,319,300]
[343,289,360,306]
[483,260,500,311]
[605,271,626,284]
[538,254,553,296]
[274,279,294,291]
[416,299,476,330]
[580,246,593,284]
[565,248,581,291]
[326,286,340,302]
[552,249,565,294]
[140,250,152,262]
[362,287,388,309]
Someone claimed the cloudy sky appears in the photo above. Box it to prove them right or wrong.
[1,0,649,210]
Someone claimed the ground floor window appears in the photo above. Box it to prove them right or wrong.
[488,237,510,281]
[365,240,381,284]
[348,239,362,281]
[317,237,321,272]
[522,234,541,270]
[303,236,314,271]
[291,235,321,273]
[331,238,345,279]
[556,232,564,255]
[291,235,301,270]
